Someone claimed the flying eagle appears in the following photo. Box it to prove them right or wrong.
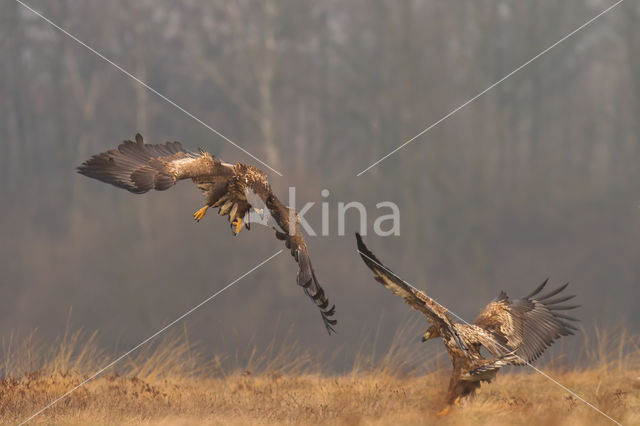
[77,134,336,334]
[355,233,578,413]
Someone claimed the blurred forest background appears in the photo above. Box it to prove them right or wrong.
[1,0,639,371]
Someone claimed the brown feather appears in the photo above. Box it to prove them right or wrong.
[473,280,579,365]
[355,233,470,356]
[261,193,337,334]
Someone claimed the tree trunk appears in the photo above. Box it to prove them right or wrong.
[258,0,280,172]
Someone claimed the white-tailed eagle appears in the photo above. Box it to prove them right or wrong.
[78,134,336,334]
[356,233,578,412]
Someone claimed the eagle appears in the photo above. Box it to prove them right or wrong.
[355,233,578,414]
[77,134,336,334]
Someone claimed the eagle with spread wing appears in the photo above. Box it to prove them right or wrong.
[77,134,336,333]
[355,233,578,413]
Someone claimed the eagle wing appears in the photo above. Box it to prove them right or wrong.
[473,279,579,366]
[78,133,234,194]
[260,192,337,334]
[355,233,470,356]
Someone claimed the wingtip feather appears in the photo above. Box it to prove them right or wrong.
[537,282,570,301]
[548,304,580,311]
[524,278,549,299]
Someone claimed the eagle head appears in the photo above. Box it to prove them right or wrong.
[421,324,441,342]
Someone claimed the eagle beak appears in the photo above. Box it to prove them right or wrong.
[421,331,431,342]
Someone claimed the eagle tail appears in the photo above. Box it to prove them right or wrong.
[463,353,520,379]
[77,133,192,194]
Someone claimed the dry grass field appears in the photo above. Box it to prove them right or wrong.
[2,325,638,425]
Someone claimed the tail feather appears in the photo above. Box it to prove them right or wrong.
[464,353,521,379]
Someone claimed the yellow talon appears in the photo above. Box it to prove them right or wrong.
[193,205,209,222]
[232,217,243,235]
[437,405,451,417]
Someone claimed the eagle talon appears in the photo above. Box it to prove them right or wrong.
[193,205,209,222]
[437,405,452,417]
[232,217,243,236]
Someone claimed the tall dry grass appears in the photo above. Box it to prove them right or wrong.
[1,321,638,425]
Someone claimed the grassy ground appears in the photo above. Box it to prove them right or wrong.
[2,326,638,425]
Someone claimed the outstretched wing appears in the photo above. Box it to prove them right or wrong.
[355,233,470,356]
[473,279,579,366]
[262,193,337,334]
[77,133,234,194]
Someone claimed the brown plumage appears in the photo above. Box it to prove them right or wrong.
[355,233,578,410]
[77,134,336,334]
